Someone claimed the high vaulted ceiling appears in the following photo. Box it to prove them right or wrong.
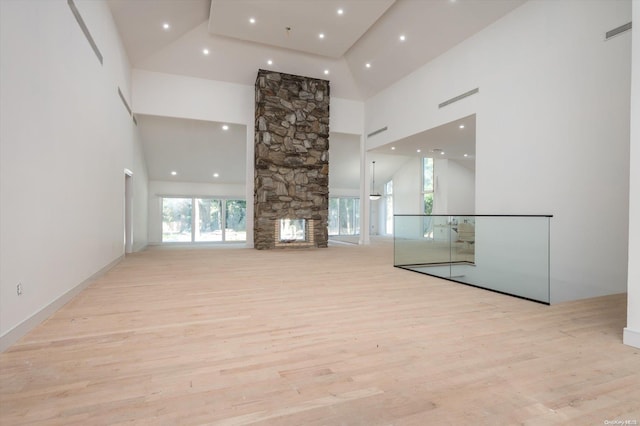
[107,0,526,100]
[107,0,524,188]
[208,0,395,59]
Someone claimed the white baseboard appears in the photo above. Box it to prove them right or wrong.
[0,255,124,352]
[623,327,640,349]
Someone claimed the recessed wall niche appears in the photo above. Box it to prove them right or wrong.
[254,69,330,249]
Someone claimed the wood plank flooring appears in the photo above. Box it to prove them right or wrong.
[1,239,639,425]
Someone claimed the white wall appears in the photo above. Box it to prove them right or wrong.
[0,0,148,348]
[433,159,475,215]
[390,157,422,238]
[366,0,631,303]
[148,180,245,244]
[132,70,364,135]
[330,188,360,197]
[624,0,640,348]
[132,70,254,125]
[393,157,423,215]
[330,98,365,135]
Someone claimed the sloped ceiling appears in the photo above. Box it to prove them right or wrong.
[137,115,246,184]
[108,0,523,187]
[108,0,526,100]
[208,0,395,59]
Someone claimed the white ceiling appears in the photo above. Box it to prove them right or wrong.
[329,133,420,191]
[137,115,246,184]
[370,114,476,164]
[108,0,526,100]
[208,0,395,59]
[108,1,521,187]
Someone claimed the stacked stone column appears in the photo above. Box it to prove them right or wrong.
[254,70,330,249]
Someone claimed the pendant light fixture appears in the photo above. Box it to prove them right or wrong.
[369,161,381,200]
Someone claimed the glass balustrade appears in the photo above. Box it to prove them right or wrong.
[394,215,551,304]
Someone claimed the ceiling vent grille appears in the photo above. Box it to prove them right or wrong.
[605,22,632,40]
[367,126,388,138]
[439,88,479,109]
[67,0,103,65]
[118,87,132,116]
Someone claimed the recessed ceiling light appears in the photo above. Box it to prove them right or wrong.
[222,124,229,131]
[213,173,219,178]
[324,69,329,75]
[365,63,371,68]
[319,33,325,39]
[416,149,421,153]
[459,124,465,129]
[249,17,256,24]
[162,22,170,30]
[267,59,273,65]
[399,35,406,41]
[171,171,177,176]
[464,154,469,157]
[337,8,344,15]
[391,146,395,150]
[440,151,445,155]
[202,48,209,55]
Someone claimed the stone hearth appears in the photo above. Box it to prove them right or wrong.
[254,69,330,250]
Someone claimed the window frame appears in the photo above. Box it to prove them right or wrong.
[161,196,247,243]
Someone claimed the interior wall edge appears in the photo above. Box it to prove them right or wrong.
[132,243,148,253]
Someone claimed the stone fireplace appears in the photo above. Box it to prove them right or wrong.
[254,69,329,250]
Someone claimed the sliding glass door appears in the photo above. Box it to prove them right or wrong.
[162,197,246,243]
[162,198,192,242]
[195,199,222,242]
[225,200,247,241]
[328,197,360,236]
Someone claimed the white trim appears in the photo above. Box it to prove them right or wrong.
[623,327,640,349]
[0,256,124,352]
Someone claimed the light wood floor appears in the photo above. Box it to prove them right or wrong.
[1,239,639,425]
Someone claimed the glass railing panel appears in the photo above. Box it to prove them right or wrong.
[395,215,551,304]
[394,215,451,279]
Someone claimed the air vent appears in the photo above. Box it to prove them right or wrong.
[118,87,132,116]
[367,126,388,138]
[605,22,632,40]
[67,0,103,65]
[439,88,479,109]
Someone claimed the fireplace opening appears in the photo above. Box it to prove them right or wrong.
[279,218,306,243]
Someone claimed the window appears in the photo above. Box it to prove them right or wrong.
[423,157,434,214]
[385,180,393,235]
[225,200,247,241]
[422,157,435,238]
[162,197,246,243]
[196,199,222,242]
[162,198,192,242]
[328,197,360,236]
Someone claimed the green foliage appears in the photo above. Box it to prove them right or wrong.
[163,198,192,233]
[226,200,246,230]
[424,193,434,215]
